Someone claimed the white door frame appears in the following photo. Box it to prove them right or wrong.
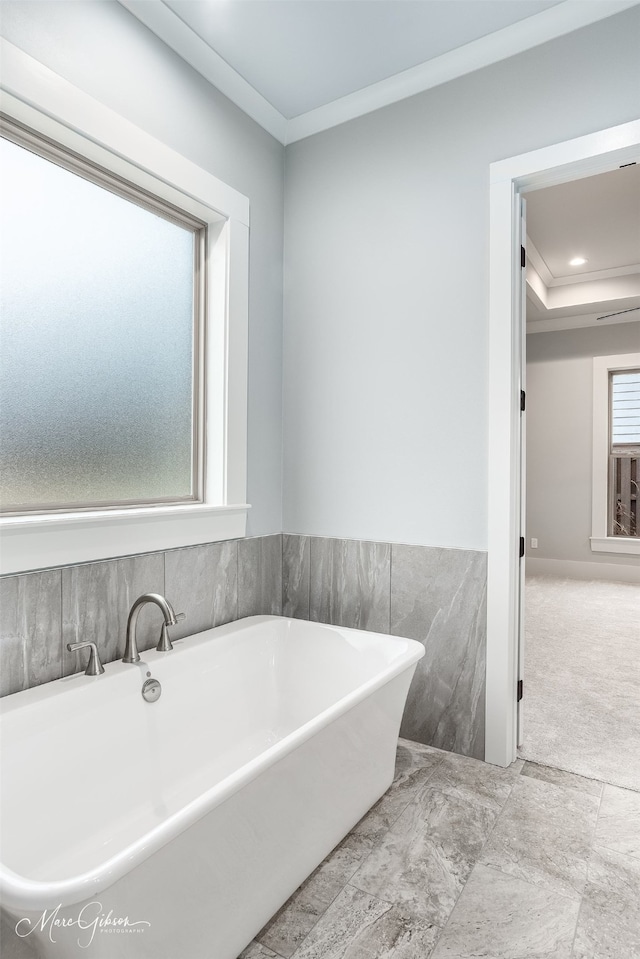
[485,117,640,768]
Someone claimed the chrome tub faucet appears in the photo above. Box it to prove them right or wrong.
[123,593,184,664]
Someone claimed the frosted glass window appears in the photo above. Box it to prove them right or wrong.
[0,133,203,512]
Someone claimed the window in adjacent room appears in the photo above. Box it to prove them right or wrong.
[0,120,206,515]
[592,352,640,553]
[609,368,640,537]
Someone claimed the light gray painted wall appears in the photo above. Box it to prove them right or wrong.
[0,0,285,535]
[525,322,640,566]
[283,7,640,550]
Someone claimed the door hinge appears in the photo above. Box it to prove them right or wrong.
[521,245,526,268]
[519,536,525,558]
[517,679,523,702]
[520,389,526,412]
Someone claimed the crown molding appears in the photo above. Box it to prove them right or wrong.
[118,0,640,147]
[549,262,640,287]
[287,1,640,143]
[118,0,288,143]
[527,235,640,288]
[525,237,553,287]
[527,309,640,333]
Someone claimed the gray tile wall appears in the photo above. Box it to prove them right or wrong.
[0,534,282,698]
[238,535,283,619]
[1,531,486,761]
[309,537,391,633]
[282,535,487,760]
[391,545,486,760]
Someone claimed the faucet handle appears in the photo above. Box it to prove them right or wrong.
[67,641,105,676]
[156,613,186,652]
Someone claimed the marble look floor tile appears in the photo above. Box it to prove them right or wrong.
[238,943,282,959]
[392,741,445,797]
[339,789,414,860]
[424,751,519,814]
[479,776,599,901]
[594,784,640,859]
[258,845,362,957]
[392,545,486,760]
[573,845,640,959]
[292,884,441,959]
[0,570,62,697]
[343,744,446,861]
[351,788,498,926]
[309,537,391,633]
[520,761,603,798]
[430,864,580,959]
[164,541,237,638]
[283,534,310,619]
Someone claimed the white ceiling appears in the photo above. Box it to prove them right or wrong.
[525,164,640,331]
[163,0,561,119]
[120,0,639,143]
[527,165,640,278]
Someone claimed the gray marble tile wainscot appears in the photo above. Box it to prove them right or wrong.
[391,544,487,760]
[282,535,488,761]
[165,540,238,639]
[0,534,283,696]
[62,552,165,675]
[309,536,391,632]
[238,534,283,619]
[282,534,310,619]
[0,570,62,697]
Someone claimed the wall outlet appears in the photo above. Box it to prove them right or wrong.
[530,538,538,549]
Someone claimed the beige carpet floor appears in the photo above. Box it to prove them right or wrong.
[519,575,640,793]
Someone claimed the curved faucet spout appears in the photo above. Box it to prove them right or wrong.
[123,593,178,664]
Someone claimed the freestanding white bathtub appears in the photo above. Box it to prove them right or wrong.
[0,615,424,959]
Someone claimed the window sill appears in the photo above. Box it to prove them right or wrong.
[590,536,640,556]
[0,503,250,575]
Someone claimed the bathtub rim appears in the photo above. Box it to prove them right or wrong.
[0,615,424,914]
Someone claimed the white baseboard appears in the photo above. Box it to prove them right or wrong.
[525,556,640,584]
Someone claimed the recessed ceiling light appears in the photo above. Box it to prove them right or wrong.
[569,256,588,266]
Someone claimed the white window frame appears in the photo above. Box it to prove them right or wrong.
[591,353,640,555]
[0,40,250,575]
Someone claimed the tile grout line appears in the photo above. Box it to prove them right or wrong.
[479,861,584,907]
[286,881,398,959]
[280,863,365,959]
[568,782,604,959]
[306,534,312,622]
[58,565,64,682]
[388,542,392,635]
[591,841,640,864]
[569,883,587,957]
[520,764,609,802]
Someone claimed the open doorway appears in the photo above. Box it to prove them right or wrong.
[486,118,640,770]
[519,166,640,790]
